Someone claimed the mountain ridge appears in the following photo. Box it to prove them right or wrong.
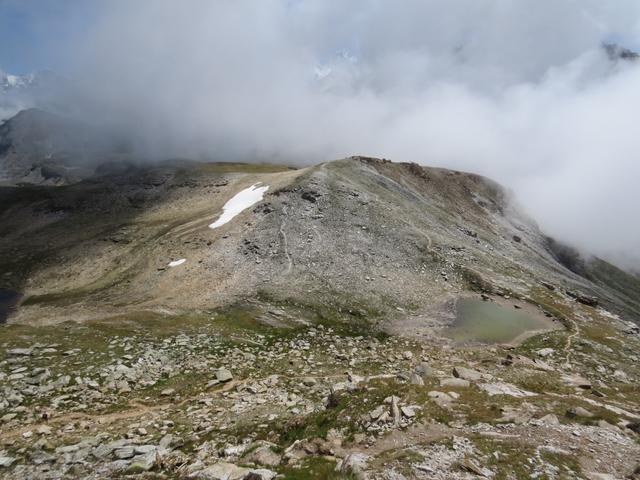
[1,155,638,329]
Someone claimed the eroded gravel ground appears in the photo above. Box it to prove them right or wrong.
[0,297,638,480]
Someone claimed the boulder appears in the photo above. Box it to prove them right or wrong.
[216,368,233,383]
[562,374,591,389]
[243,442,282,467]
[503,354,553,371]
[409,373,424,386]
[536,348,555,357]
[391,396,401,426]
[428,391,455,409]
[114,447,135,459]
[565,290,599,307]
[339,453,370,480]
[567,407,594,419]
[245,470,278,480]
[453,366,491,382]
[415,362,435,379]
[159,434,184,451]
[369,406,385,421]
[537,414,560,425]
[6,348,32,357]
[401,406,417,418]
[440,378,470,388]
[302,377,317,387]
[188,462,249,480]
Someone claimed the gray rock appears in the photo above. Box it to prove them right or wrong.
[159,434,183,451]
[29,449,56,465]
[503,354,553,372]
[339,453,370,480]
[92,443,119,460]
[108,459,133,473]
[114,447,135,459]
[128,452,157,472]
[6,348,32,357]
[117,380,131,393]
[53,375,71,389]
[56,444,80,454]
[460,458,493,478]
[428,391,455,409]
[86,380,101,390]
[69,447,91,464]
[536,348,555,357]
[478,382,536,398]
[243,442,282,467]
[6,391,24,406]
[245,470,278,480]
[134,445,157,455]
[0,456,16,467]
[401,406,417,418]
[216,368,233,383]
[440,377,470,388]
[453,366,490,382]
[567,406,594,418]
[613,370,630,383]
[188,462,249,479]
[562,374,591,389]
[537,414,560,425]
[409,373,424,386]
[415,362,434,379]
[369,405,385,420]
[302,377,317,387]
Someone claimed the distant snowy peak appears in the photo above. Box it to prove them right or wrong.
[1,71,37,92]
[0,69,68,121]
[1,69,66,90]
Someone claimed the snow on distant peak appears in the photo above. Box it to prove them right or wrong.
[1,71,36,91]
[0,68,66,121]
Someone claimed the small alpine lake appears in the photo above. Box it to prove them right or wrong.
[444,298,558,345]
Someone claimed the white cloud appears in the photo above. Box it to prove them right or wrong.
[37,1,640,267]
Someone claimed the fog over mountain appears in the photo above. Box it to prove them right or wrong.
[5,1,640,269]
[3,5,640,476]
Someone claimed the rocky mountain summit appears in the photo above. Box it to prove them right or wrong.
[0,156,639,479]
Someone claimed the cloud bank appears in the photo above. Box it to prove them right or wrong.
[21,1,640,267]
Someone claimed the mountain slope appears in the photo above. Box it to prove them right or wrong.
[1,157,640,480]
[1,156,638,330]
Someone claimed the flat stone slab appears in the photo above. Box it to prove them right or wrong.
[478,382,537,397]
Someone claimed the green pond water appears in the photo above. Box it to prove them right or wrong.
[445,299,553,344]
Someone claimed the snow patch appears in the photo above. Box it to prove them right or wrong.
[209,184,269,229]
[168,259,186,267]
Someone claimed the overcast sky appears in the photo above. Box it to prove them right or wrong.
[2,1,640,269]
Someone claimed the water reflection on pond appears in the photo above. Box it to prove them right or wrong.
[445,298,555,345]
